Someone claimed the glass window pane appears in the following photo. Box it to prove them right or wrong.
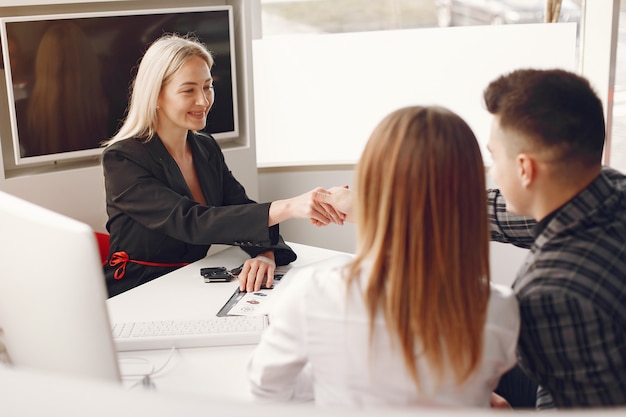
[261,0,582,36]
[261,0,437,35]
[609,4,626,171]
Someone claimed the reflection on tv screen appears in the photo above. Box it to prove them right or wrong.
[1,7,237,165]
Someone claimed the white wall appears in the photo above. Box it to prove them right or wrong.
[259,166,357,252]
[253,23,578,168]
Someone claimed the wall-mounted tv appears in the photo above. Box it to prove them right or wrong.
[0,5,238,168]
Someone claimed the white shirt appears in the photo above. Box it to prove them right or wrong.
[247,254,519,408]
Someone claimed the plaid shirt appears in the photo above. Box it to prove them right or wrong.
[488,167,626,409]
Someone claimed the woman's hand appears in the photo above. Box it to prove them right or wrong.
[238,251,276,292]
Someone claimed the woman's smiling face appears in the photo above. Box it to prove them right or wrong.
[156,55,215,136]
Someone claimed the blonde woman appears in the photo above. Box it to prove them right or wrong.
[248,106,519,407]
[102,34,342,297]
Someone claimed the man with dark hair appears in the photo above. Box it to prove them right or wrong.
[485,68,626,409]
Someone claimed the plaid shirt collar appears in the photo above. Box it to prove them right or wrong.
[533,171,616,245]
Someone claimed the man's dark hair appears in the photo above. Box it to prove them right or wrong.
[483,69,605,166]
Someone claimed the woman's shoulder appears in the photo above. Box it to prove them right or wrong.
[282,255,354,301]
[278,255,351,291]
[270,255,353,317]
[103,137,146,154]
[101,138,160,170]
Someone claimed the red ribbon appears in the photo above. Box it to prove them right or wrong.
[109,251,190,280]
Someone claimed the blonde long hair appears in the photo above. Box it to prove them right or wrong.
[346,106,490,389]
[103,33,213,146]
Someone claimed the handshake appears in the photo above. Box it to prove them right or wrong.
[269,186,354,229]
[310,186,354,227]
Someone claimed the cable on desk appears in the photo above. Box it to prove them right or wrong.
[121,346,177,391]
[151,346,178,376]
[0,327,11,366]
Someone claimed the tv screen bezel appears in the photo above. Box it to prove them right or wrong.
[0,5,239,168]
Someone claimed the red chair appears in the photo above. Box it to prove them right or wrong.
[94,232,110,266]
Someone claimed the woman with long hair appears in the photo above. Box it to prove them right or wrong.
[101,34,342,297]
[248,105,519,407]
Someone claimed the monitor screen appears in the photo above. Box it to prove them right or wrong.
[0,5,238,168]
[0,190,120,383]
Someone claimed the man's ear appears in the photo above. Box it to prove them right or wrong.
[516,153,535,189]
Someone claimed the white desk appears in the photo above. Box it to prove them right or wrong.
[9,242,626,416]
[107,242,348,401]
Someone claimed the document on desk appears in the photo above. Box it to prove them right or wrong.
[216,255,354,317]
[217,266,291,317]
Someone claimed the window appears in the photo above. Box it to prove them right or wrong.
[609,3,626,171]
[261,1,626,172]
[257,1,581,168]
[261,0,437,36]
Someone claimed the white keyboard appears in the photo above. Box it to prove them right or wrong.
[112,315,269,351]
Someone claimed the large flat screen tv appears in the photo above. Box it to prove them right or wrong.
[0,5,238,168]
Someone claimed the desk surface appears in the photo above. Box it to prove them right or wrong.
[5,243,625,415]
[107,242,348,401]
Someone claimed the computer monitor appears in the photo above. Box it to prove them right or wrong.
[0,190,120,383]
